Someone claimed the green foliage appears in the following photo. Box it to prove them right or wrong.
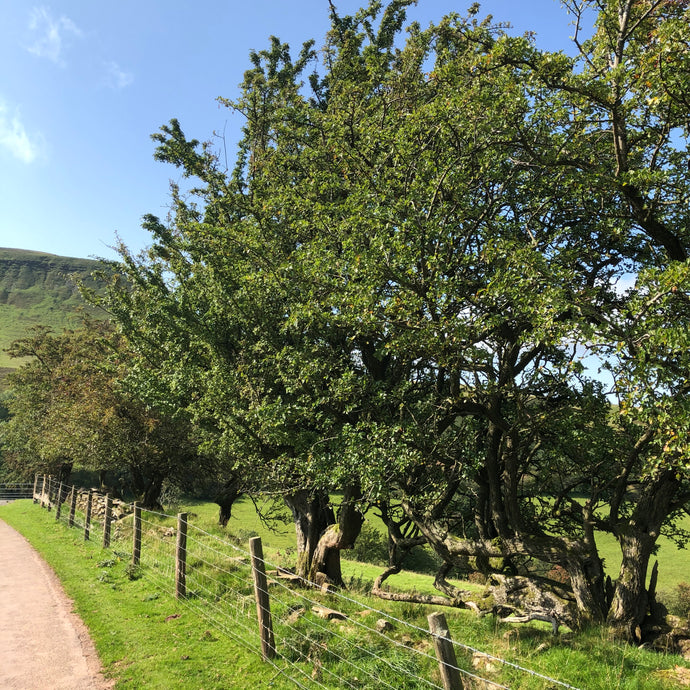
[660,582,690,619]
[83,0,690,634]
[0,320,199,506]
[349,522,388,566]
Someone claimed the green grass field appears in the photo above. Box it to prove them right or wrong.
[2,496,690,688]
[595,525,690,600]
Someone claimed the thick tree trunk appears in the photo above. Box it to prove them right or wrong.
[607,470,679,640]
[129,467,164,510]
[57,460,72,484]
[564,556,607,626]
[308,485,365,587]
[284,490,335,581]
[607,532,654,641]
[140,478,164,510]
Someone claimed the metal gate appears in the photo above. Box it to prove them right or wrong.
[0,483,34,502]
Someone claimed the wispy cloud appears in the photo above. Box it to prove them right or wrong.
[27,6,82,65]
[104,61,134,90]
[0,102,40,164]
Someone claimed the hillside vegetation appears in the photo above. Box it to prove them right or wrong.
[0,248,106,373]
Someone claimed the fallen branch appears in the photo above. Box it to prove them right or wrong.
[312,606,346,620]
[372,565,475,609]
[500,611,561,635]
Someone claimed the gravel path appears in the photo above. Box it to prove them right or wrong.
[0,518,114,689]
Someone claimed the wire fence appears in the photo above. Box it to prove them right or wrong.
[27,475,582,690]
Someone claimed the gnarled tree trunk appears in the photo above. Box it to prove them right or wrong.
[308,484,365,587]
[57,460,72,484]
[405,498,607,629]
[607,532,655,642]
[564,555,607,626]
[284,490,335,581]
[607,471,680,640]
[129,467,165,510]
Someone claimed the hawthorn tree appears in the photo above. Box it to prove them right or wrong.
[497,0,690,637]
[91,0,690,636]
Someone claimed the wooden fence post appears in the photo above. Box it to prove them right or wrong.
[84,490,92,541]
[428,612,464,690]
[40,475,47,509]
[175,512,187,599]
[132,502,141,566]
[249,536,276,660]
[32,475,38,504]
[55,482,64,521]
[68,487,77,528]
[46,476,52,511]
[102,494,112,548]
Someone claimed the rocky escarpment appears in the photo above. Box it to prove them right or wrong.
[0,248,108,374]
[0,248,103,307]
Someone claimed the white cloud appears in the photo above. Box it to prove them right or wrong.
[27,6,82,65]
[0,102,40,164]
[104,61,134,90]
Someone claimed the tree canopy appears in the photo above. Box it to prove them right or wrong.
[81,0,690,639]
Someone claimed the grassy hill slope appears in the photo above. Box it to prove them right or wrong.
[0,247,107,372]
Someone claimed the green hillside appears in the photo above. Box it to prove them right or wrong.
[0,247,107,373]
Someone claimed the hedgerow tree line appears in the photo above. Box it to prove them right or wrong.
[2,0,690,642]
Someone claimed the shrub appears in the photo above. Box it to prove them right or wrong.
[660,581,690,618]
[546,565,571,585]
[401,545,443,575]
[350,523,388,566]
[468,571,487,586]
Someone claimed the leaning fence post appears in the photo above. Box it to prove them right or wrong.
[32,475,38,504]
[40,475,47,508]
[428,612,464,690]
[55,482,64,521]
[175,512,188,599]
[84,490,92,541]
[68,487,77,527]
[249,536,276,660]
[132,502,141,566]
[102,493,112,548]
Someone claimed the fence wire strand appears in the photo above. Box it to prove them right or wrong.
[182,518,493,687]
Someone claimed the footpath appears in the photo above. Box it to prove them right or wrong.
[0,518,113,689]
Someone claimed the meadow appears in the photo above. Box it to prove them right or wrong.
[0,248,104,370]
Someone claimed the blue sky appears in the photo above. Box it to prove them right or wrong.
[0,1,589,261]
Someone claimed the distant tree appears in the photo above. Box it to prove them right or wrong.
[1,321,198,508]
